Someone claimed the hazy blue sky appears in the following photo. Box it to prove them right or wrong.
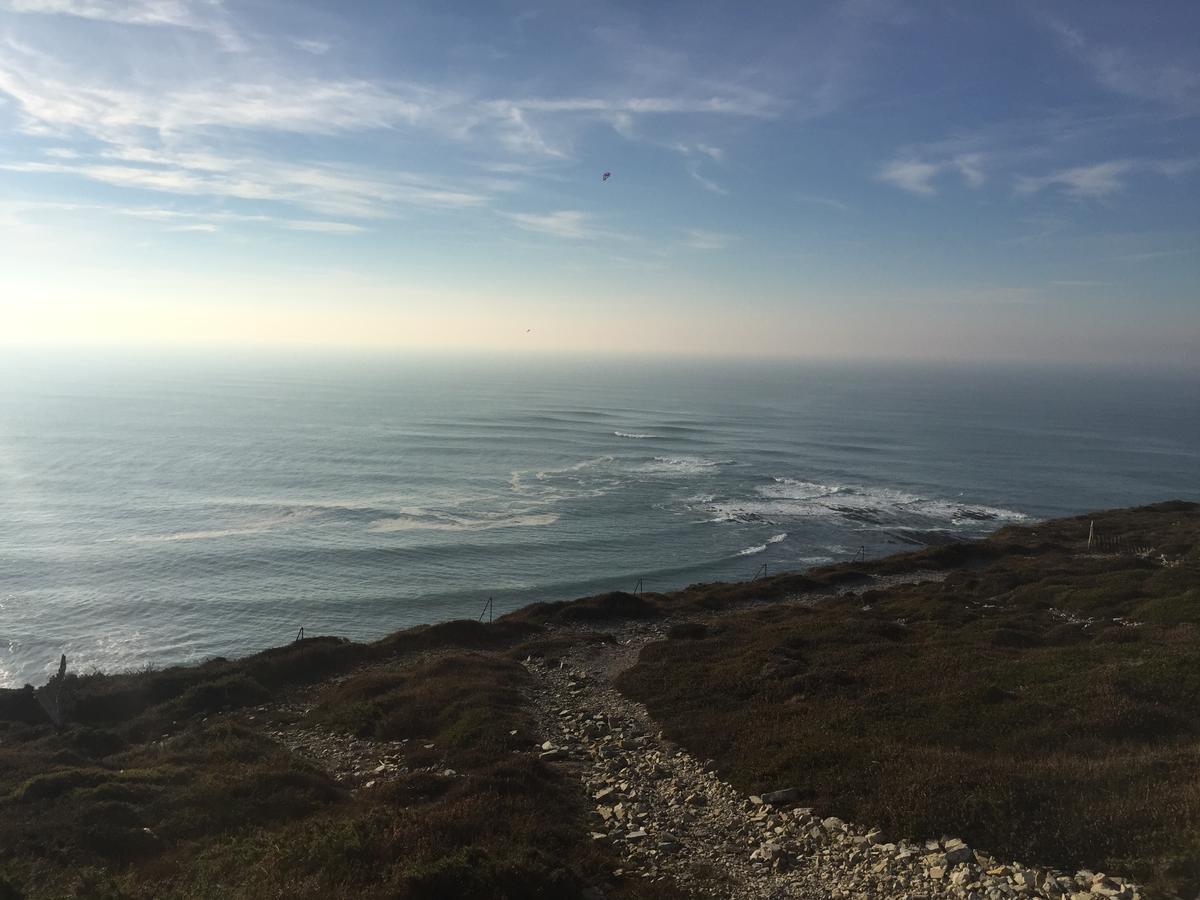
[0,0,1197,364]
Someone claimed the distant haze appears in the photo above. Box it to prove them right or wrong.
[0,1,1197,366]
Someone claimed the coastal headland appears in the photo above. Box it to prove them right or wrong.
[1,501,1197,899]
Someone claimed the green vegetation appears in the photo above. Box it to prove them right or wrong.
[617,501,1200,897]
[1,501,1196,897]
[0,624,679,899]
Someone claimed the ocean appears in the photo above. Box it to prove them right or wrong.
[1,353,1196,688]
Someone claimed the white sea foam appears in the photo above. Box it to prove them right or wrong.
[533,456,615,480]
[639,455,730,476]
[508,456,622,504]
[119,507,321,542]
[614,431,657,439]
[735,532,786,557]
[368,511,559,533]
[708,478,1027,530]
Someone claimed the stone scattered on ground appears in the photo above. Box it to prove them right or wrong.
[522,612,1143,900]
[230,570,1142,900]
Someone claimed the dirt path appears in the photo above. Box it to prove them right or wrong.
[521,578,1142,900]
[233,570,1140,899]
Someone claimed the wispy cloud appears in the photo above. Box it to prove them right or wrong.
[290,37,330,56]
[0,53,447,139]
[685,160,727,195]
[877,159,940,195]
[1015,160,1132,199]
[953,153,985,188]
[797,194,853,213]
[503,210,594,239]
[1050,19,1200,111]
[1013,158,1194,201]
[1116,248,1195,264]
[1,0,245,50]
[877,153,987,195]
[683,229,735,250]
[284,219,367,234]
[1155,158,1200,178]
[8,201,373,236]
[0,28,783,228]
[0,157,486,218]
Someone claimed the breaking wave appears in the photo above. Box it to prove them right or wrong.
[613,431,657,439]
[708,479,1026,531]
[640,455,731,476]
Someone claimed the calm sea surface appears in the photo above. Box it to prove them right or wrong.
[1,354,1197,687]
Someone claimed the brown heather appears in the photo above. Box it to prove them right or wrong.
[0,500,1196,898]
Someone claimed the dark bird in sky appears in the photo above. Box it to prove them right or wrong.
[602,171,611,182]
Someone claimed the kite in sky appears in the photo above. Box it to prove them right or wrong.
[602,171,611,182]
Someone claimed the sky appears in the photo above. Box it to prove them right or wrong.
[0,0,1197,365]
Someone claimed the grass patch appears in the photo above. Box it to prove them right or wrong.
[618,501,1200,898]
[0,649,686,899]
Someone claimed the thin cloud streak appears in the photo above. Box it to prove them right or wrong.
[1013,158,1192,200]
[1015,160,1132,199]
[877,154,987,195]
[877,159,940,195]
[0,159,487,218]
[1,0,245,50]
[684,229,735,250]
[797,194,853,213]
[685,160,728,195]
[1049,18,1200,111]
[502,210,594,239]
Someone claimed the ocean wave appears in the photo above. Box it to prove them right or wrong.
[704,510,776,525]
[534,456,615,480]
[639,455,731,476]
[509,456,622,503]
[734,532,787,557]
[368,511,560,533]
[709,479,1026,532]
[757,478,842,500]
[613,431,657,439]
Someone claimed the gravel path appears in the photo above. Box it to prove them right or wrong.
[520,579,1143,900]
[236,571,1141,900]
